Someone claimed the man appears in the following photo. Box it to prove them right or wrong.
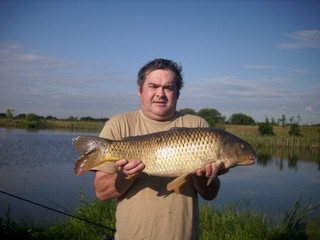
[94,59,226,240]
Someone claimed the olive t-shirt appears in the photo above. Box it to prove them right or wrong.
[96,110,209,240]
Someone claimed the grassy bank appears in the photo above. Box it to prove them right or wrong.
[1,197,319,240]
[225,125,320,151]
[0,119,105,132]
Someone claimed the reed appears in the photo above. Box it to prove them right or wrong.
[45,120,105,132]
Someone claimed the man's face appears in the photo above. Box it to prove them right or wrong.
[138,69,178,121]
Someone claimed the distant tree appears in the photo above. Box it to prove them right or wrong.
[98,118,109,122]
[289,116,294,124]
[80,116,94,121]
[179,108,196,115]
[0,113,7,119]
[46,115,57,120]
[270,117,277,125]
[26,113,40,121]
[296,113,302,124]
[24,113,45,128]
[258,117,275,136]
[228,113,255,125]
[289,123,302,137]
[288,114,302,137]
[197,108,225,127]
[278,114,287,127]
[16,114,27,119]
[6,109,15,120]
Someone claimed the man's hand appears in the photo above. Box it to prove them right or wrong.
[195,162,229,178]
[192,162,228,200]
[115,159,145,177]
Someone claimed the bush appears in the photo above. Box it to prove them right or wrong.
[289,123,302,137]
[258,117,275,136]
[228,113,255,125]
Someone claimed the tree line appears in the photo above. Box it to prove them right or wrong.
[1,108,304,126]
[0,109,108,122]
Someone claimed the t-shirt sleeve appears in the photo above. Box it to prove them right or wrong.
[199,117,210,128]
[91,116,122,173]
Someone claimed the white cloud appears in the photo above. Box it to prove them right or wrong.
[304,106,314,112]
[280,106,289,111]
[245,65,280,70]
[277,30,320,49]
[244,64,310,74]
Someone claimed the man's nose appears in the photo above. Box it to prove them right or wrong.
[156,87,165,96]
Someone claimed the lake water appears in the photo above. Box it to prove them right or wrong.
[0,128,319,226]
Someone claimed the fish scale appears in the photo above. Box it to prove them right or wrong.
[97,128,221,176]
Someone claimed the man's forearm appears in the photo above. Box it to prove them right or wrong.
[191,174,220,200]
[94,171,136,201]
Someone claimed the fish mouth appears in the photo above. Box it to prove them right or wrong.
[247,154,257,165]
[237,161,255,166]
[247,159,256,165]
[238,154,256,166]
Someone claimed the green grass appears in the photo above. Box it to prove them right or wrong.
[200,196,320,240]
[1,196,319,240]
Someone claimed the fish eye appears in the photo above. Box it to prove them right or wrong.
[240,143,247,150]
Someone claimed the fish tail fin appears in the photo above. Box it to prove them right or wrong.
[74,151,101,176]
[72,136,113,176]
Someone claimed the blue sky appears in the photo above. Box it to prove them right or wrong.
[0,0,319,124]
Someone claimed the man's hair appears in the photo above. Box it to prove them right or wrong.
[137,58,184,98]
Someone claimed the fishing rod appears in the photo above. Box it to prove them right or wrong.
[0,190,116,234]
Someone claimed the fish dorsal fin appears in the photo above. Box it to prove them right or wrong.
[72,136,105,154]
[166,173,190,194]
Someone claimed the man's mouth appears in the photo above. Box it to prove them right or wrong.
[153,100,166,105]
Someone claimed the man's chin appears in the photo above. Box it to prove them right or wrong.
[150,109,175,120]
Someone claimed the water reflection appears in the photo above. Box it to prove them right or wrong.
[256,147,320,171]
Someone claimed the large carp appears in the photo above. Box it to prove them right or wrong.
[72,127,256,193]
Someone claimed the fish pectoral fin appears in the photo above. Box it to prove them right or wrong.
[207,174,215,186]
[206,160,224,186]
[167,173,189,194]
